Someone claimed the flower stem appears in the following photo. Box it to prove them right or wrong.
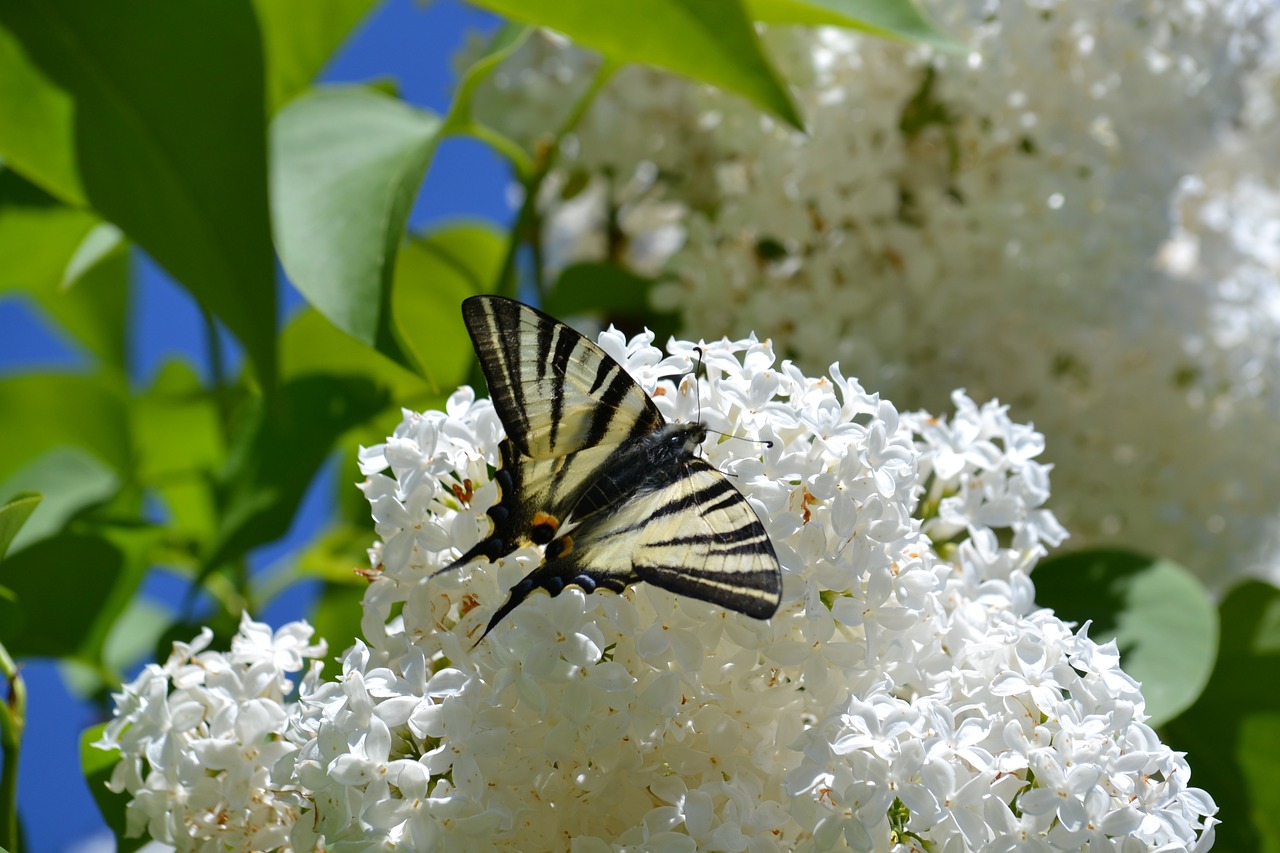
[0,640,26,853]
[493,58,620,303]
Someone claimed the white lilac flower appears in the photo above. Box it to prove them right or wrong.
[95,614,326,852]
[471,2,1280,589]
[275,325,1214,851]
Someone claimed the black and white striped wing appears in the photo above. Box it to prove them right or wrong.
[572,460,782,619]
[462,295,663,460]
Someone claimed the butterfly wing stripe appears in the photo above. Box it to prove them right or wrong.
[462,295,665,460]
[563,462,780,618]
[584,363,647,449]
[633,564,779,618]
[463,296,535,455]
[545,322,578,452]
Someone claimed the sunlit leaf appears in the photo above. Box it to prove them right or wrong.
[1034,548,1216,725]
[0,448,119,555]
[0,0,278,384]
[468,0,803,129]
[392,222,506,391]
[0,373,130,484]
[0,170,128,366]
[281,308,433,408]
[271,86,442,372]
[747,0,958,51]
[101,597,173,675]
[133,361,225,485]
[0,492,41,560]
[0,25,81,204]
[253,0,380,113]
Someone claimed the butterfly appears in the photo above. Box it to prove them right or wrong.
[439,295,781,641]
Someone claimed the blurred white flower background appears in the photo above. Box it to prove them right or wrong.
[473,0,1280,592]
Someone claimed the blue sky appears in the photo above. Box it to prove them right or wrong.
[4,1,510,849]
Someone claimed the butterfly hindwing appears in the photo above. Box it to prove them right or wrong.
[562,458,780,618]
[631,460,780,618]
[448,295,783,638]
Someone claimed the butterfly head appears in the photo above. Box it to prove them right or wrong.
[651,421,708,462]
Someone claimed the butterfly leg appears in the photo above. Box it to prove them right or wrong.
[474,556,632,644]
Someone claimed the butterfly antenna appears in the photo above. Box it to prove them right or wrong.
[703,426,775,450]
[692,345,705,423]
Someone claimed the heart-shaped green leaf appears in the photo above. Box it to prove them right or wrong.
[1033,548,1216,725]
[271,86,443,373]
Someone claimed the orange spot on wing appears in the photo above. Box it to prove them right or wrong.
[532,512,560,533]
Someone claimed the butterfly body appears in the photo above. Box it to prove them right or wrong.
[444,296,781,639]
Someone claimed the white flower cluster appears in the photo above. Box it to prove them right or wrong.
[472,1,1280,589]
[273,328,1204,851]
[95,614,326,850]
[98,329,1217,850]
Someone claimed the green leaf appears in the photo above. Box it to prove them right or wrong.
[392,222,506,391]
[0,493,41,560]
[281,308,432,405]
[0,0,278,385]
[271,86,443,372]
[1033,548,1216,725]
[0,533,126,658]
[133,361,225,485]
[252,0,380,113]
[81,723,144,852]
[0,373,131,485]
[1162,581,1280,853]
[130,361,226,560]
[1240,712,1280,852]
[746,0,959,51]
[0,170,128,366]
[0,26,81,205]
[0,448,119,555]
[206,375,391,569]
[468,0,804,130]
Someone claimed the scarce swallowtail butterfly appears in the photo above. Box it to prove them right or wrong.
[441,295,782,641]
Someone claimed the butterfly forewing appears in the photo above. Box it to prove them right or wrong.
[462,296,663,460]
[452,295,783,639]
